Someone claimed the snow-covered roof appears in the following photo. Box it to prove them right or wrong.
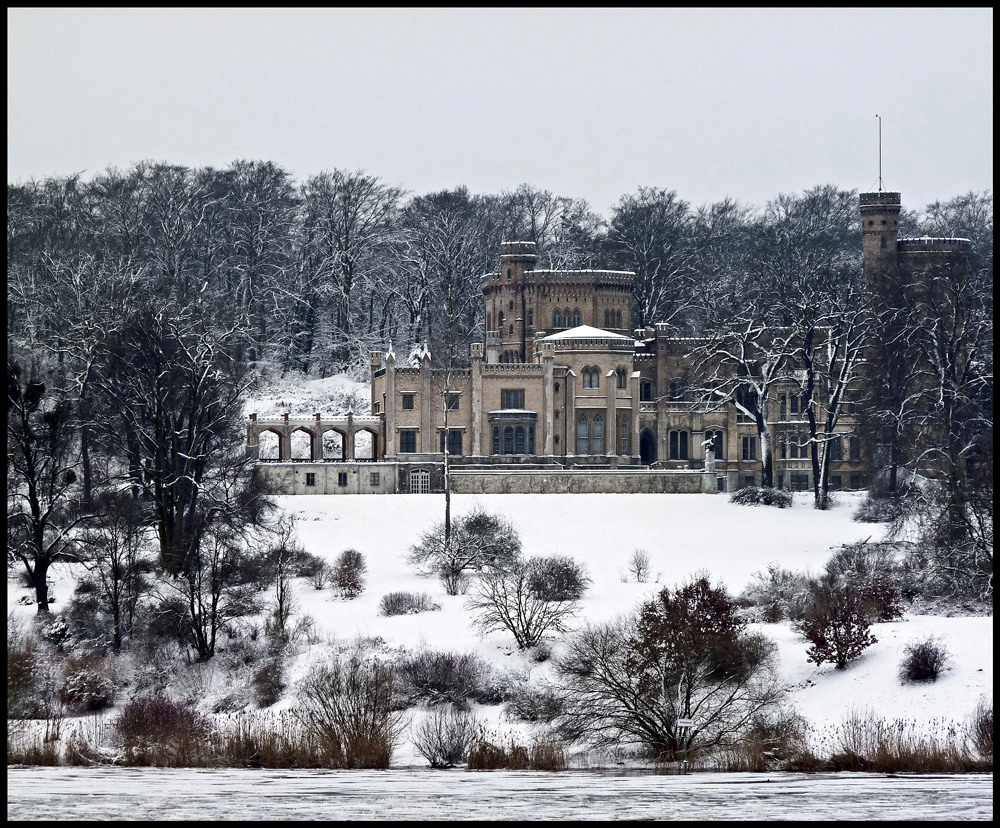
[541,325,631,341]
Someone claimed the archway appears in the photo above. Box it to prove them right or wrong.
[290,428,313,461]
[354,429,376,460]
[322,429,345,461]
[640,428,657,465]
[257,429,281,461]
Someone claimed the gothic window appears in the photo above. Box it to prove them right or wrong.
[616,310,622,329]
[553,309,563,328]
[514,426,526,454]
[604,309,611,328]
[640,380,653,402]
[504,426,514,455]
[528,425,535,454]
[583,368,600,389]
[616,368,627,389]
[618,414,629,455]
[528,309,533,327]
[669,430,689,460]
[779,395,787,418]
[668,379,683,400]
[563,308,572,327]
[492,426,500,455]
[592,414,604,454]
[576,413,589,455]
[572,309,581,327]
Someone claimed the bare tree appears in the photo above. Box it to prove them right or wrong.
[466,557,581,649]
[628,548,651,583]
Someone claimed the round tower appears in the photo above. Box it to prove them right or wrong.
[859,191,901,289]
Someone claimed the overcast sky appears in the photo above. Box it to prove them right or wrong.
[7,8,993,215]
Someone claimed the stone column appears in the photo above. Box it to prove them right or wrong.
[421,348,433,452]
[630,371,641,459]
[385,351,397,458]
[345,411,355,460]
[311,413,322,461]
[605,370,617,456]
[542,344,554,455]
[565,370,576,456]
[656,403,667,465]
[280,414,291,462]
[471,343,483,455]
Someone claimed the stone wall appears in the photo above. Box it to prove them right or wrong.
[259,462,397,495]
[448,469,716,495]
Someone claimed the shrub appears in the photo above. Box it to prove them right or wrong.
[408,508,522,596]
[717,709,809,771]
[114,694,211,765]
[378,591,442,616]
[853,492,907,523]
[292,550,329,588]
[504,684,564,723]
[825,542,904,622]
[466,728,567,771]
[898,636,951,683]
[396,649,498,707]
[60,667,116,713]
[295,647,403,768]
[739,563,811,623]
[411,705,479,768]
[252,657,287,707]
[968,696,992,758]
[527,555,591,602]
[7,636,54,719]
[730,486,792,508]
[795,574,878,669]
[331,549,367,599]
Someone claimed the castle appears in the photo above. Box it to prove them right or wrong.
[250,191,969,495]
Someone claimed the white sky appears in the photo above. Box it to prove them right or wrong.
[6,8,993,214]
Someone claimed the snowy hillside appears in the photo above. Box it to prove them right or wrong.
[10,490,991,769]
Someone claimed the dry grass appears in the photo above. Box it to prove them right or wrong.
[466,728,567,771]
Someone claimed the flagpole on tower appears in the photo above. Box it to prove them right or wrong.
[876,114,883,192]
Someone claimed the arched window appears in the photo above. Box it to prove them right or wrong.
[528,425,535,454]
[499,311,505,328]
[509,300,514,311]
[583,368,599,389]
[618,414,629,455]
[592,414,604,454]
[563,308,572,327]
[514,426,526,454]
[616,368,627,389]
[616,310,622,329]
[572,309,581,327]
[640,379,653,402]
[492,426,500,455]
[576,413,589,455]
[503,426,514,455]
[507,268,512,280]
[553,309,563,328]
[669,430,689,461]
[528,309,533,327]
[668,379,683,400]
[604,309,610,327]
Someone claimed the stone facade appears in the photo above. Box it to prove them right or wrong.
[253,192,970,495]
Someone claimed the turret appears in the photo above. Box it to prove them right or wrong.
[860,191,901,289]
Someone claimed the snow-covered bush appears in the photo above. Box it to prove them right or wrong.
[114,694,211,765]
[898,636,951,683]
[396,649,499,707]
[378,591,441,616]
[527,555,591,602]
[825,542,904,622]
[411,705,479,768]
[60,656,117,713]
[729,486,793,508]
[504,683,564,723]
[968,696,992,758]
[331,548,367,599]
[738,563,811,623]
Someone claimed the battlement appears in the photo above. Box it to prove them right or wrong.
[860,191,902,207]
[500,241,537,257]
[898,236,972,253]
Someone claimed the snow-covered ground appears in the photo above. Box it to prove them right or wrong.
[9,490,992,769]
